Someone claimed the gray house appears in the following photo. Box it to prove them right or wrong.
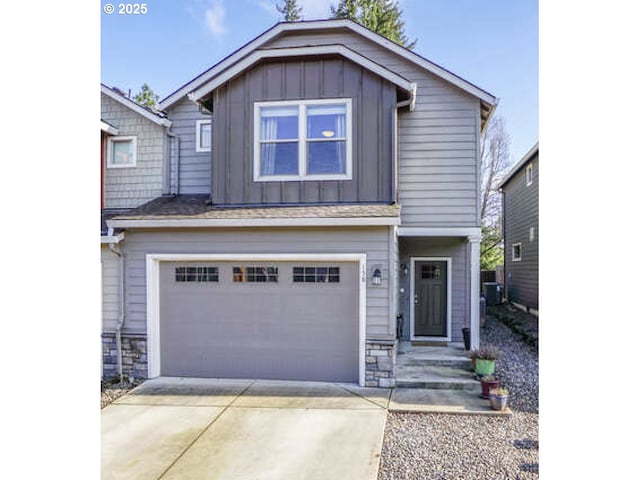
[104,19,497,387]
[499,142,539,313]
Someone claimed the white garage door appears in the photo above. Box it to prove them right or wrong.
[159,261,359,382]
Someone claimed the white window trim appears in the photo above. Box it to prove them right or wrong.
[195,119,211,153]
[253,98,353,182]
[512,243,522,262]
[106,135,137,169]
[526,163,533,186]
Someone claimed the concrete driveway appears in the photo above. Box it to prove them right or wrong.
[102,377,390,480]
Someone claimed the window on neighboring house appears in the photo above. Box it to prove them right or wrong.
[526,163,533,186]
[512,243,522,262]
[106,136,137,168]
[196,119,212,152]
[529,227,535,242]
[254,99,352,181]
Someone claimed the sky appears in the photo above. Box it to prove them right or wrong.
[101,0,538,163]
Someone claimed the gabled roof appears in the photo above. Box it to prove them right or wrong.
[159,19,496,123]
[498,142,539,189]
[101,84,172,128]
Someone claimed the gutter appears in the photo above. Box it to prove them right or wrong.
[107,229,126,381]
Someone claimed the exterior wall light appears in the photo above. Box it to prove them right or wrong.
[400,264,409,276]
[372,268,382,286]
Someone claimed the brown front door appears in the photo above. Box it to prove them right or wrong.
[414,260,448,337]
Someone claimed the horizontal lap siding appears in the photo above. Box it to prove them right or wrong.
[213,57,395,205]
[121,227,392,338]
[166,98,211,194]
[398,237,469,342]
[265,30,481,227]
[101,246,120,331]
[101,94,165,208]
[503,154,538,309]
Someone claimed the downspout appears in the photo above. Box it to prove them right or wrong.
[108,231,126,381]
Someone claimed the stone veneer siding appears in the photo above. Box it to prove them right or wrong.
[102,332,148,380]
[365,340,397,388]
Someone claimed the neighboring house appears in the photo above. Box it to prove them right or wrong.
[101,84,172,379]
[103,19,497,387]
[498,142,539,313]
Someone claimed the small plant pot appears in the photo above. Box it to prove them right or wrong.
[462,327,471,350]
[480,378,500,399]
[474,359,496,377]
[489,394,509,411]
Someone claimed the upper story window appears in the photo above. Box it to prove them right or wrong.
[196,119,211,152]
[253,99,352,182]
[512,243,522,262]
[526,163,533,186]
[106,136,137,168]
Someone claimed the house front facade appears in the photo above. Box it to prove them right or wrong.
[103,19,496,387]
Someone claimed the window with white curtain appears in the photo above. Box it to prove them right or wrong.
[196,119,212,152]
[254,99,352,181]
[106,136,137,168]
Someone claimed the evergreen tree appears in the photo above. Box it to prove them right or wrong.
[134,83,159,108]
[276,0,302,22]
[331,0,416,49]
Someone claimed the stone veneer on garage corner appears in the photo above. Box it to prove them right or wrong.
[102,333,148,380]
[365,340,397,388]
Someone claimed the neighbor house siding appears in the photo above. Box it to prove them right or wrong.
[264,29,481,227]
[398,237,469,342]
[101,94,166,208]
[101,245,120,331]
[121,227,392,339]
[211,57,396,205]
[165,97,212,195]
[503,153,538,310]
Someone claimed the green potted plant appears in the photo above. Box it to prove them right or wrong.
[479,375,500,399]
[471,345,501,378]
[489,387,510,411]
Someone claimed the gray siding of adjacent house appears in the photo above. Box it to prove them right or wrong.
[264,30,482,227]
[398,237,470,342]
[101,94,166,208]
[165,97,212,195]
[120,227,393,339]
[102,245,120,331]
[503,153,538,310]
[211,57,396,205]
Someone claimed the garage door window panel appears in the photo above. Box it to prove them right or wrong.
[293,266,340,283]
[175,266,219,282]
[233,266,279,283]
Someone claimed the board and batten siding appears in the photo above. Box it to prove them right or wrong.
[398,237,470,342]
[264,30,482,227]
[101,94,166,209]
[503,153,538,310]
[211,57,395,205]
[121,227,393,339]
[166,97,212,195]
[101,245,120,331]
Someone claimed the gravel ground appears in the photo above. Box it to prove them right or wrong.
[101,379,144,409]
[378,315,539,480]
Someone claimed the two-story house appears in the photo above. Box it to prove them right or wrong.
[499,142,539,314]
[104,19,496,388]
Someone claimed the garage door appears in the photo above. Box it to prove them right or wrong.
[159,261,359,382]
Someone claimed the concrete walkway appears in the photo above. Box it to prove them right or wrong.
[102,377,390,480]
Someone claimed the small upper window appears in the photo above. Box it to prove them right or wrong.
[526,164,533,186]
[196,119,211,152]
[512,243,522,262]
[254,99,352,182]
[106,136,136,168]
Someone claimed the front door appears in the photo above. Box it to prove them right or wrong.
[414,260,448,337]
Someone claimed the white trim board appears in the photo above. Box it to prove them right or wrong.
[108,216,401,229]
[101,84,172,128]
[146,253,368,386]
[409,257,453,342]
[397,227,481,238]
[160,19,495,110]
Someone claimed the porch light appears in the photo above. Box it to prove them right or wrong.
[372,268,382,286]
[321,130,335,138]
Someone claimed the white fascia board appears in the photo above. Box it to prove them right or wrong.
[161,19,494,110]
[397,227,481,237]
[108,216,401,229]
[100,232,125,244]
[101,84,172,128]
[100,121,119,135]
[497,141,539,189]
[188,45,415,103]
